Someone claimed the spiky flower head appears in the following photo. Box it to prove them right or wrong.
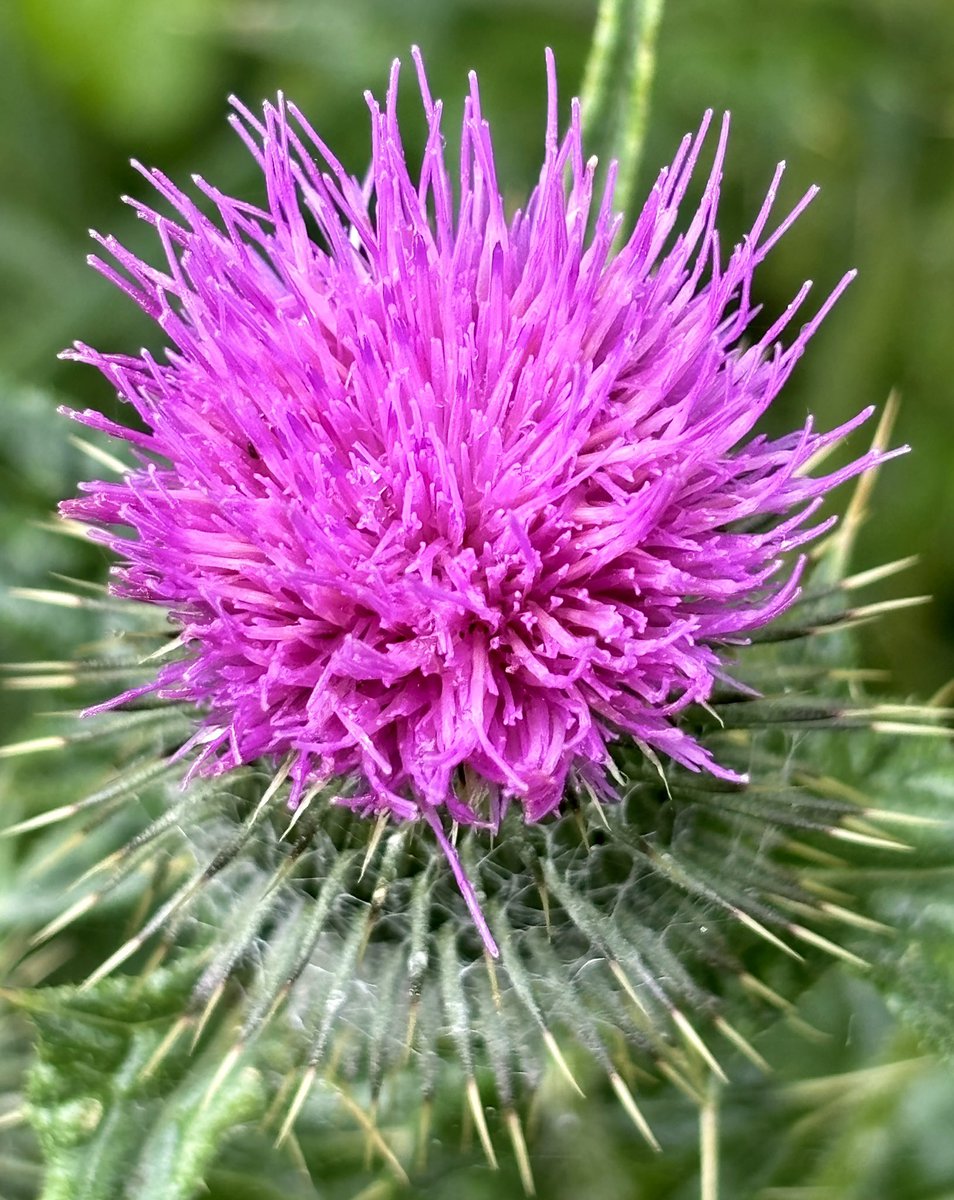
[62,50,883,951]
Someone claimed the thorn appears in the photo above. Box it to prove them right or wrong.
[30,516,92,541]
[74,845,126,886]
[542,1029,586,1098]
[789,924,870,969]
[781,837,847,867]
[0,735,67,759]
[7,939,73,986]
[841,555,919,591]
[828,667,890,683]
[250,754,294,823]
[828,826,913,852]
[671,1009,728,1083]
[4,674,77,690]
[605,754,627,788]
[276,1065,317,1149]
[700,1077,720,1200]
[262,1068,300,1134]
[284,1131,315,1189]
[608,959,651,1017]
[84,801,279,991]
[485,951,503,1010]
[22,828,91,883]
[738,972,793,1013]
[590,791,611,830]
[259,854,301,907]
[636,738,674,799]
[862,807,946,829]
[140,634,186,662]
[656,1058,704,1103]
[416,1097,432,1172]
[871,720,953,738]
[822,388,900,577]
[281,783,321,839]
[699,701,725,728]
[845,593,933,621]
[799,878,854,905]
[713,1017,770,1073]
[609,1071,661,1152]
[359,813,389,881]
[9,587,83,608]
[0,659,72,671]
[792,769,867,805]
[784,1013,833,1044]
[572,808,589,849]
[506,1109,536,1195]
[346,1181,392,1200]
[199,1042,243,1114]
[81,876,197,988]
[336,1087,409,1185]
[732,909,803,961]
[80,929,147,989]
[139,940,172,981]
[30,892,101,946]
[402,997,419,1064]
[140,1016,191,1080]
[579,776,611,830]
[537,878,552,938]
[68,434,130,474]
[817,902,893,935]
[363,1096,379,1170]
[191,979,228,1049]
[466,1076,499,1170]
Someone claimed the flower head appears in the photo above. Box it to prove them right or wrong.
[63,50,882,948]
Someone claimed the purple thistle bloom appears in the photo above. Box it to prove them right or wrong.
[63,50,886,953]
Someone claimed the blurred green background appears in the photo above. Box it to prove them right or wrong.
[1,2,953,1197]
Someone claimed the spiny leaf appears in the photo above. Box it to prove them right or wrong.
[825,733,954,1059]
[7,963,265,1200]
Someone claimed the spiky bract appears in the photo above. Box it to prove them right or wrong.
[7,560,938,1191]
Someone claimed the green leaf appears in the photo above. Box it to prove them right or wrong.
[846,733,954,1060]
[11,964,265,1200]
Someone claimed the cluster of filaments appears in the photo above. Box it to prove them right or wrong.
[64,51,879,860]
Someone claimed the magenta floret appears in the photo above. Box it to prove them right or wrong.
[63,52,888,950]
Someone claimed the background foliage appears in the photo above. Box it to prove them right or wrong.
[1,1,953,1197]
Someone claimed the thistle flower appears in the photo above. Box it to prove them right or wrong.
[62,50,885,954]
[6,50,945,1195]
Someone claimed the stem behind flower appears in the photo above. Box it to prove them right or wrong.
[580,0,667,225]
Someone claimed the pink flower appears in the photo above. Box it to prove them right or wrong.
[62,51,887,953]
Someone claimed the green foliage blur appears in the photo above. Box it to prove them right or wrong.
[1,2,953,1197]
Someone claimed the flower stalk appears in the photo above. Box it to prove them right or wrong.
[580,0,667,221]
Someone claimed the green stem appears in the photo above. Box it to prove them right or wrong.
[579,0,627,145]
[700,1076,720,1200]
[579,0,668,226]
[615,0,666,220]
